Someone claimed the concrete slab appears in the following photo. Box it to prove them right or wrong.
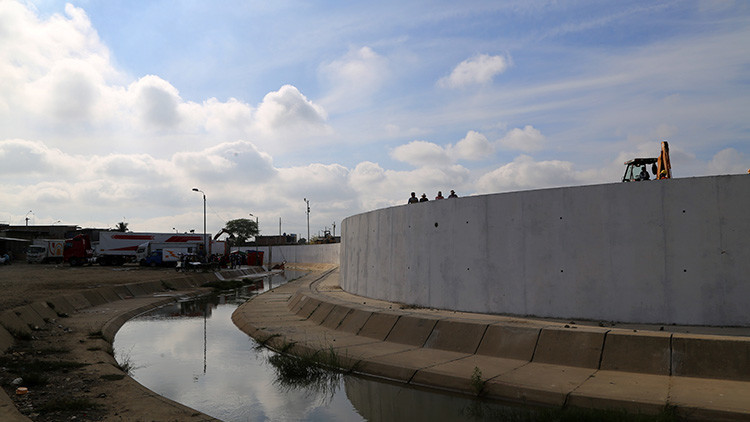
[320,305,352,330]
[336,309,373,335]
[532,326,607,368]
[670,376,750,421]
[0,325,14,352]
[308,301,335,324]
[357,348,468,383]
[14,305,46,328]
[476,323,540,361]
[0,310,31,337]
[124,283,149,297]
[567,370,670,414]
[672,334,750,381]
[111,285,134,300]
[357,312,399,340]
[45,296,76,316]
[485,362,595,406]
[411,355,526,394]
[0,389,31,422]
[335,340,417,361]
[94,286,122,303]
[600,330,671,375]
[385,315,439,347]
[163,277,193,290]
[81,290,108,306]
[29,301,58,321]
[286,293,304,311]
[295,297,321,319]
[63,293,92,310]
[137,281,164,294]
[422,320,487,353]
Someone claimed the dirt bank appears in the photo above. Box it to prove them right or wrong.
[0,264,223,421]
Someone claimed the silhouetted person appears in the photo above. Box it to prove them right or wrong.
[448,190,458,198]
[408,192,419,204]
[419,193,429,202]
[435,191,445,200]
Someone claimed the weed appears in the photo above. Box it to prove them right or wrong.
[470,366,485,395]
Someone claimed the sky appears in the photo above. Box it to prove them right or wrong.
[1,0,748,239]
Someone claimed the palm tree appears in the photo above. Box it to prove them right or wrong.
[115,221,128,232]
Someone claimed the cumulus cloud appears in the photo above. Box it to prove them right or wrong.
[390,140,451,167]
[129,75,183,129]
[449,130,494,160]
[707,148,748,175]
[254,85,329,135]
[319,46,389,111]
[348,161,471,210]
[439,54,510,88]
[476,155,592,193]
[497,125,545,152]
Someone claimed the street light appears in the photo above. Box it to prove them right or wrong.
[248,213,259,231]
[192,188,207,261]
[303,198,310,244]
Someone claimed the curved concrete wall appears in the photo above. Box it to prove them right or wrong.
[340,175,750,326]
[244,243,340,266]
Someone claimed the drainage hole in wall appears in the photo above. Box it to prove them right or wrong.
[434,222,439,227]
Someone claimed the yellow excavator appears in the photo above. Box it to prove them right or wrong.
[622,141,672,182]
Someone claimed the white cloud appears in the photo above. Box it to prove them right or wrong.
[439,54,510,88]
[390,140,451,167]
[449,130,493,160]
[319,46,389,111]
[476,155,593,193]
[707,148,748,175]
[254,85,329,136]
[497,125,545,152]
[127,75,181,129]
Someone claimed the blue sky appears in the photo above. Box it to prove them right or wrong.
[1,0,748,238]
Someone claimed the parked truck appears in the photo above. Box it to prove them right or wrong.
[26,239,65,264]
[136,242,197,267]
[64,231,210,266]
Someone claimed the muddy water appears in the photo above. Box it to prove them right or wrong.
[113,272,539,421]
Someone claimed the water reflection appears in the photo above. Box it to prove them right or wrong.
[114,271,553,422]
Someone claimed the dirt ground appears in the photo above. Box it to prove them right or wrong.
[0,263,189,312]
[0,263,220,421]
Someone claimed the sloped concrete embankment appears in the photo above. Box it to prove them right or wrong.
[0,267,265,421]
[233,268,750,421]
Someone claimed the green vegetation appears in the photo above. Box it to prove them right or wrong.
[470,366,485,395]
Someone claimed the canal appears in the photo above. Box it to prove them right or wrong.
[111,272,591,421]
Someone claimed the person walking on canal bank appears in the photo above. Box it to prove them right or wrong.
[419,193,429,202]
[408,192,419,204]
[435,191,445,200]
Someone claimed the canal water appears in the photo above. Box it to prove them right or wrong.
[112,271,544,421]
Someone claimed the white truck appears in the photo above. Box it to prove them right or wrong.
[64,231,211,266]
[136,242,196,266]
[26,239,65,264]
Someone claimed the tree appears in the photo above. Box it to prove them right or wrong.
[223,218,258,246]
[115,221,128,232]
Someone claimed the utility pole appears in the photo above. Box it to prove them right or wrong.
[303,198,310,244]
[332,222,336,237]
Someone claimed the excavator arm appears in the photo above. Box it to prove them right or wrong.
[656,141,672,179]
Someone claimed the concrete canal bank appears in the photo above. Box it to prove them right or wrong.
[0,266,268,421]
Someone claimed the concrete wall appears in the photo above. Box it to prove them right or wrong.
[241,243,340,266]
[340,175,750,326]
